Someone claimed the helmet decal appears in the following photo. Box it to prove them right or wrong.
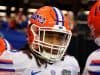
[31,13,46,24]
[53,7,64,26]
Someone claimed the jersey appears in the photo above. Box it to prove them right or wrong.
[0,50,32,75]
[82,49,100,75]
[0,49,80,75]
[30,55,80,75]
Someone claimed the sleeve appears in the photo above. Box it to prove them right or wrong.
[71,56,80,75]
[0,50,33,75]
[82,51,97,75]
[65,55,80,75]
[0,50,16,75]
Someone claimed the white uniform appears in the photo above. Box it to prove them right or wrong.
[0,50,80,75]
[82,49,100,75]
[82,38,100,75]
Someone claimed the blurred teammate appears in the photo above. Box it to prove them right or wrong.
[0,6,80,75]
[82,1,100,75]
[0,37,11,55]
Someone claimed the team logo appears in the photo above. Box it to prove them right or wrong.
[61,69,71,75]
[31,13,45,24]
[31,70,41,75]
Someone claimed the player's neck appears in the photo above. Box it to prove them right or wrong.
[36,57,47,68]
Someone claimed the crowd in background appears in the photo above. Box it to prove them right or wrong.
[0,11,28,31]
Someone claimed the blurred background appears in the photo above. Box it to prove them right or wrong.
[0,0,89,16]
[0,0,99,74]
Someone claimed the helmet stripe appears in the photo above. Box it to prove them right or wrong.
[53,7,64,26]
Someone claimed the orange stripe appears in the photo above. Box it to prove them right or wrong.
[0,59,13,64]
[92,60,100,64]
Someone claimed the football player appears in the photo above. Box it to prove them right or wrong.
[0,37,11,55]
[26,6,80,75]
[0,6,80,75]
[82,1,100,75]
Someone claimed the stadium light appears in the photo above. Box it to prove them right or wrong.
[11,7,16,11]
[0,6,7,10]
[27,8,37,13]
[0,12,6,16]
[62,10,68,15]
